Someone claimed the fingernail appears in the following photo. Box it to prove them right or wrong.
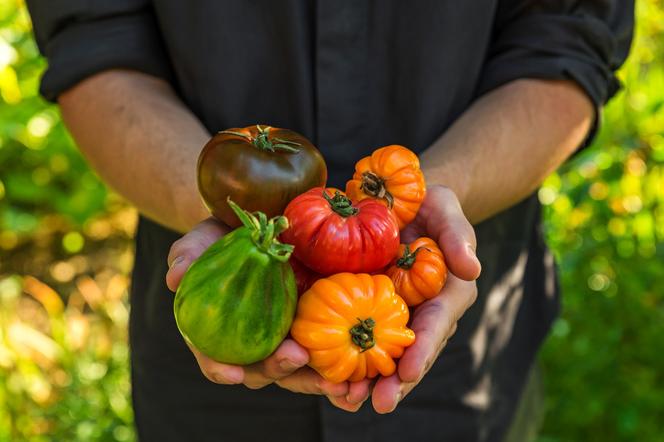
[170,256,184,269]
[346,393,360,405]
[279,359,300,371]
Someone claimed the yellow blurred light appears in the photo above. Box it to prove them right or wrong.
[626,156,647,176]
[49,154,70,173]
[0,178,5,199]
[0,37,17,69]
[538,186,558,205]
[76,276,104,310]
[0,343,14,369]
[608,218,627,236]
[589,181,609,200]
[569,208,590,228]
[27,114,54,138]
[622,195,643,213]
[588,273,611,291]
[628,91,648,111]
[84,219,112,240]
[0,65,21,104]
[0,275,22,300]
[7,321,61,363]
[0,230,18,249]
[31,167,51,185]
[66,314,90,350]
[27,375,52,405]
[578,161,598,178]
[552,195,572,213]
[50,261,76,283]
[22,276,65,316]
[62,231,85,253]
[52,369,71,387]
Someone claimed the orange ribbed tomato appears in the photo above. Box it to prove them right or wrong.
[290,273,415,383]
[345,145,425,229]
[385,237,447,307]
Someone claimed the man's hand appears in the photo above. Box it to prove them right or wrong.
[370,185,481,413]
[165,217,370,411]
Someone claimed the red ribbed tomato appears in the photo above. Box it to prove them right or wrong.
[281,188,400,275]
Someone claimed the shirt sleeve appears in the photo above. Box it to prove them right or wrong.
[26,0,173,101]
[477,0,634,143]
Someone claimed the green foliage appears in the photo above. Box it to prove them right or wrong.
[0,1,108,250]
[537,1,664,440]
[0,0,662,441]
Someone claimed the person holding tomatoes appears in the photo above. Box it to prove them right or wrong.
[26,1,633,441]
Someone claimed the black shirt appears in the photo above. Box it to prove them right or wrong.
[27,1,633,441]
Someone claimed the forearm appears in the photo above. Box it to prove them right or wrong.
[421,79,594,224]
[59,70,210,233]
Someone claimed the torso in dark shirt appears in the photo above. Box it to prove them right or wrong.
[133,3,557,441]
[26,1,633,441]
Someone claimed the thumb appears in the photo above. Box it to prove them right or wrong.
[166,217,229,291]
[420,185,481,281]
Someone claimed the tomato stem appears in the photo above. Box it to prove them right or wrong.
[360,171,394,208]
[322,190,359,217]
[350,317,376,352]
[396,245,429,269]
[226,197,294,262]
[219,125,301,153]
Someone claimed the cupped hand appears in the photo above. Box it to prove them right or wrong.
[165,217,367,410]
[372,185,481,413]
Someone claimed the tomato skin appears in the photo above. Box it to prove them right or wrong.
[289,257,322,296]
[291,273,415,383]
[385,237,447,306]
[345,145,425,229]
[198,125,327,228]
[281,188,400,275]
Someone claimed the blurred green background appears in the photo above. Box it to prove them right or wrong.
[0,0,662,440]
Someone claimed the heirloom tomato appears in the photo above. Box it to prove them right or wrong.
[291,273,415,383]
[385,237,447,306]
[289,256,322,296]
[174,199,297,365]
[345,145,425,229]
[281,188,399,274]
[198,125,327,227]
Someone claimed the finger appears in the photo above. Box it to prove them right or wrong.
[400,223,425,244]
[346,378,373,405]
[328,394,365,413]
[420,185,481,281]
[275,367,349,397]
[166,218,228,291]
[398,277,476,383]
[371,374,402,414]
[242,339,309,389]
[189,345,244,385]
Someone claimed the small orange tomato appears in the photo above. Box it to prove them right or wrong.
[345,145,426,229]
[290,273,415,383]
[385,237,447,307]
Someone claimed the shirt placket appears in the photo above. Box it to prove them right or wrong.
[315,0,370,188]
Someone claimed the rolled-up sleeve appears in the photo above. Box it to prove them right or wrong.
[478,0,634,108]
[26,0,173,101]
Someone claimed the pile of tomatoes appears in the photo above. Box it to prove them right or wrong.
[177,125,448,384]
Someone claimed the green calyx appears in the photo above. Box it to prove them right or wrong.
[349,318,376,352]
[219,125,301,153]
[396,245,428,269]
[227,197,294,262]
[322,190,359,217]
